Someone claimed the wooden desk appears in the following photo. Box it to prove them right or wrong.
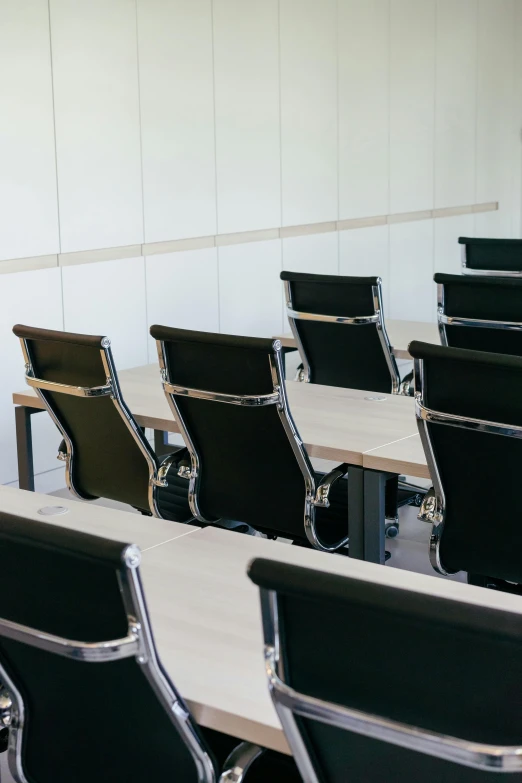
[12,367,425,565]
[139,524,522,753]
[364,433,429,479]
[0,485,199,551]
[13,367,418,469]
[276,318,440,360]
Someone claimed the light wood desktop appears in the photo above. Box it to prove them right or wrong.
[276,318,440,360]
[0,485,199,551]
[13,365,419,466]
[138,524,522,754]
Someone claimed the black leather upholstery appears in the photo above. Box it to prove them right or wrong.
[249,557,522,782]
[0,512,211,782]
[410,340,522,585]
[281,271,396,392]
[435,273,522,356]
[459,236,522,273]
[13,324,154,512]
[150,326,349,546]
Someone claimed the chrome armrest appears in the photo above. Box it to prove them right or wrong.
[417,486,437,522]
[294,363,306,382]
[0,686,12,731]
[219,742,264,783]
[398,370,415,397]
[314,463,348,508]
[153,448,191,488]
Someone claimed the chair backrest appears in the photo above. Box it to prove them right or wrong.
[0,512,216,783]
[249,557,522,783]
[13,324,158,513]
[410,340,522,582]
[281,272,399,393]
[435,273,522,356]
[459,236,522,276]
[150,326,344,550]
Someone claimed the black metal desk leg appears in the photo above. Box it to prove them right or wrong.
[347,465,364,560]
[15,406,36,491]
[363,469,394,565]
[154,429,171,458]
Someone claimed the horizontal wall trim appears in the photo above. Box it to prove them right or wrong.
[0,201,498,275]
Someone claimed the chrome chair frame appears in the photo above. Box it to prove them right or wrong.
[283,277,401,394]
[18,336,169,518]
[437,284,522,347]
[155,337,349,552]
[461,243,522,278]
[259,587,522,781]
[0,544,218,783]
[413,356,522,575]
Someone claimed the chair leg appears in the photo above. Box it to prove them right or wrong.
[219,742,264,782]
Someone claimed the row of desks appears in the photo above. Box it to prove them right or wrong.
[13,365,428,563]
[12,318,437,563]
[5,484,522,756]
[13,364,429,477]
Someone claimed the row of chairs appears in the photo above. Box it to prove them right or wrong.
[1,511,521,782]
[13,323,351,552]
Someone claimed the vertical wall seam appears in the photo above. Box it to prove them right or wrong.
[277,0,284,273]
[210,0,221,331]
[473,0,480,235]
[335,0,340,274]
[134,0,150,359]
[432,0,438,279]
[47,0,65,328]
[386,0,392,312]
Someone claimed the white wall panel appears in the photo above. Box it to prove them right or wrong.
[435,0,477,209]
[390,0,436,213]
[340,225,390,311]
[338,0,389,220]
[138,0,216,243]
[0,0,59,261]
[475,0,516,237]
[146,248,219,361]
[0,268,63,484]
[280,0,337,226]
[434,214,474,275]
[282,233,339,275]
[62,257,148,370]
[50,0,143,252]
[219,240,283,337]
[214,0,280,234]
[389,220,436,322]
[281,232,338,324]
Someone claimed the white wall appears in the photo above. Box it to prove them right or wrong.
[1,0,521,487]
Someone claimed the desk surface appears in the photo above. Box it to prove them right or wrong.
[363,433,429,479]
[3,488,522,753]
[0,485,198,551]
[13,367,420,467]
[276,318,440,360]
[140,524,522,753]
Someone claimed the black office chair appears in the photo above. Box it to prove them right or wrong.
[281,271,402,392]
[13,324,193,523]
[411,340,522,592]
[435,273,522,356]
[150,326,351,552]
[0,511,274,782]
[460,236,522,276]
[281,271,426,530]
[249,557,522,782]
